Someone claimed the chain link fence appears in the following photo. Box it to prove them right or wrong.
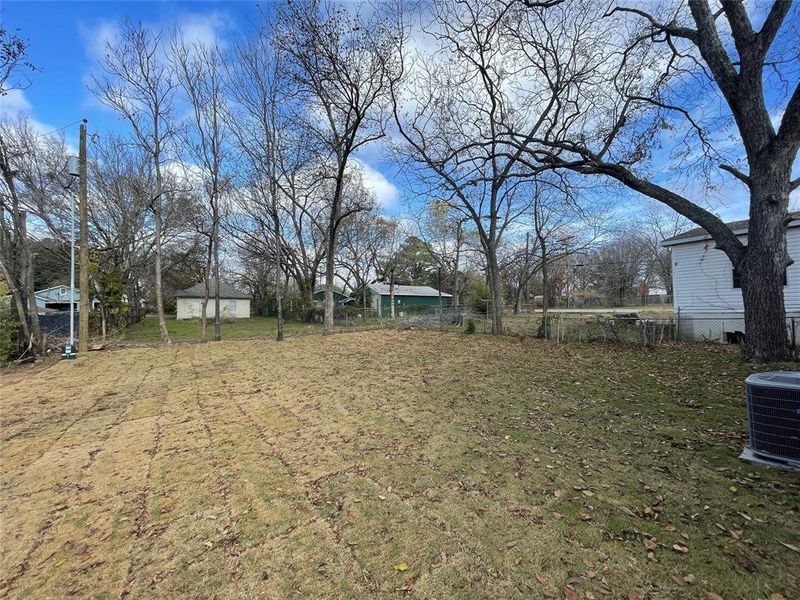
[332,305,799,349]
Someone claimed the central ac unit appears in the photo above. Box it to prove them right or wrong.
[740,372,800,471]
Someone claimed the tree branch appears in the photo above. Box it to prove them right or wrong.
[606,6,698,41]
[720,164,751,187]
[756,1,793,54]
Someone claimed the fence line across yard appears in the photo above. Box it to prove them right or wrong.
[28,305,796,352]
[325,305,799,349]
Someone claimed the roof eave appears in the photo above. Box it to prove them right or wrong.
[662,218,800,248]
[662,230,746,247]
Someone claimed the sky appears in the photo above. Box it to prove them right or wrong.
[1,0,797,226]
[0,0,403,211]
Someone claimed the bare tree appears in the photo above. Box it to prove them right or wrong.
[91,20,177,344]
[229,23,326,339]
[336,203,382,309]
[391,1,580,333]
[634,203,689,295]
[173,36,232,342]
[0,116,66,355]
[409,200,468,313]
[276,0,402,332]
[88,134,156,337]
[0,27,36,96]
[372,216,403,318]
[587,235,650,306]
[0,32,44,356]
[508,1,800,361]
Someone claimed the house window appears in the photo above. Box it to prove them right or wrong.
[228,300,237,312]
[733,267,787,288]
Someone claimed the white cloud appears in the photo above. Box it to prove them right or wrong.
[80,11,234,63]
[351,158,399,211]
[177,12,235,49]
[0,89,33,118]
[0,89,71,148]
[79,20,120,62]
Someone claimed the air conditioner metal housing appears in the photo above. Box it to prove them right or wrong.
[740,372,800,471]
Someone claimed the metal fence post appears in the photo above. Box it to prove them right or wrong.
[675,307,681,341]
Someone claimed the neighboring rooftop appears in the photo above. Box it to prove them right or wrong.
[176,282,251,299]
[313,287,347,295]
[368,283,452,297]
[662,212,800,247]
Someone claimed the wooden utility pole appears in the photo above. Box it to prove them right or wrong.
[78,120,89,352]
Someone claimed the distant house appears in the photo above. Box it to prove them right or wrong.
[312,287,349,305]
[662,215,800,341]
[367,283,452,317]
[35,285,99,312]
[175,283,251,320]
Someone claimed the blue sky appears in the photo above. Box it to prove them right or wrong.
[2,2,250,136]
[1,0,404,212]
[1,1,797,225]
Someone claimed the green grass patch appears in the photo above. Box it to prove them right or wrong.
[122,315,323,344]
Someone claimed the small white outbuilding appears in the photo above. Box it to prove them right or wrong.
[175,282,251,320]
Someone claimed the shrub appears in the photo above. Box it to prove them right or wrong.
[468,279,491,313]
[465,318,476,334]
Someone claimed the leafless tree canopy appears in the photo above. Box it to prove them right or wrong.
[2,0,798,363]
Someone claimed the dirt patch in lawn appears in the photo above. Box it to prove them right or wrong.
[1,331,798,599]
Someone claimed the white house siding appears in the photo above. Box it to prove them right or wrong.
[176,298,251,320]
[669,228,800,341]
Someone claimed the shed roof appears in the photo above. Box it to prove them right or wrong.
[662,212,800,247]
[176,282,251,299]
[313,287,347,296]
[368,283,452,298]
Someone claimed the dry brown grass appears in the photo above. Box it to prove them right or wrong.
[1,331,798,600]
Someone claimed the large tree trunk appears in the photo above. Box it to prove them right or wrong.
[538,243,549,339]
[213,212,221,342]
[514,283,524,315]
[153,143,171,344]
[324,232,336,333]
[737,165,792,362]
[362,284,368,318]
[486,246,503,334]
[200,280,210,342]
[438,268,443,314]
[453,223,462,310]
[275,268,284,341]
[514,232,530,316]
[389,267,395,319]
[200,235,212,342]
[153,205,171,344]
[20,215,42,353]
[272,204,284,342]
[2,268,31,345]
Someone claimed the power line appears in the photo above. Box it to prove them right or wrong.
[38,118,87,138]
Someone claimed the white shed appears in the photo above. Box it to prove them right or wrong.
[662,216,800,341]
[175,282,251,320]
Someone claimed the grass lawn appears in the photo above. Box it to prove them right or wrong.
[1,331,798,599]
[122,315,323,344]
